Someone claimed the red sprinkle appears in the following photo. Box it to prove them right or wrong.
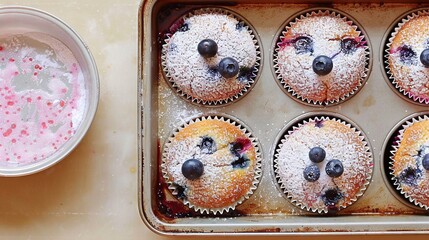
[3,129,12,137]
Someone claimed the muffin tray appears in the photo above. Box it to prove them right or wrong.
[138,0,429,235]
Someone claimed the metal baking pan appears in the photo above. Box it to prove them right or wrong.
[138,0,429,235]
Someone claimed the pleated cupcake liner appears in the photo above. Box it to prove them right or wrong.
[272,8,371,106]
[161,8,262,106]
[389,114,429,210]
[273,114,373,214]
[161,114,262,214]
[384,9,429,105]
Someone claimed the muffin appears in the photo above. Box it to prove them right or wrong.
[390,115,429,209]
[273,9,370,105]
[161,8,262,106]
[161,115,262,214]
[386,11,429,105]
[273,116,373,213]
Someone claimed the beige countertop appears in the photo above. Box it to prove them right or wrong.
[0,0,428,239]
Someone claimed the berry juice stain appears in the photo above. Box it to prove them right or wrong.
[0,33,86,166]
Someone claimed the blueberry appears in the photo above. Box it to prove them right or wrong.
[341,38,359,54]
[420,49,429,67]
[315,120,324,128]
[399,45,417,64]
[172,183,187,199]
[181,159,204,180]
[236,22,245,30]
[303,165,320,182]
[325,159,344,178]
[219,57,239,78]
[237,66,256,82]
[292,36,314,54]
[309,147,326,163]
[197,39,218,58]
[322,188,343,206]
[207,67,219,78]
[423,154,429,170]
[231,155,250,169]
[178,23,189,32]
[230,142,243,156]
[399,167,420,186]
[198,136,217,154]
[230,138,251,156]
[312,55,333,76]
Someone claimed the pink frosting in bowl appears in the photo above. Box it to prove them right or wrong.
[0,7,99,176]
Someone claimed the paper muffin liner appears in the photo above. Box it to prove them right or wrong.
[388,114,429,210]
[161,114,263,214]
[383,9,429,105]
[273,114,373,214]
[272,8,371,106]
[160,8,262,107]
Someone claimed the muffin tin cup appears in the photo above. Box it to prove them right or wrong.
[161,114,263,215]
[382,112,429,211]
[160,7,263,107]
[271,8,372,107]
[382,8,429,106]
[272,112,374,214]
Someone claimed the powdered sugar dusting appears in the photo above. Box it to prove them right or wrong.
[390,116,429,209]
[162,116,261,214]
[274,11,369,104]
[274,117,372,213]
[387,13,429,103]
[162,9,259,104]
[0,33,86,166]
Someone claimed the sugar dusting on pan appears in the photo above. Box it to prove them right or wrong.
[0,32,86,166]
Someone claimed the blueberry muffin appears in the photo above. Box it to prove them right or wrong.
[274,116,373,213]
[161,116,261,214]
[387,12,429,104]
[273,9,370,105]
[161,8,261,105]
[390,116,429,209]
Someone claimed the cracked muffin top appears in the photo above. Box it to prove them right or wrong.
[274,11,369,105]
[161,116,261,213]
[274,117,372,213]
[161,9,260,105]
[391,118,429,209]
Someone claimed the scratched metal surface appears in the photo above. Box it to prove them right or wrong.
[138,0,429,235]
